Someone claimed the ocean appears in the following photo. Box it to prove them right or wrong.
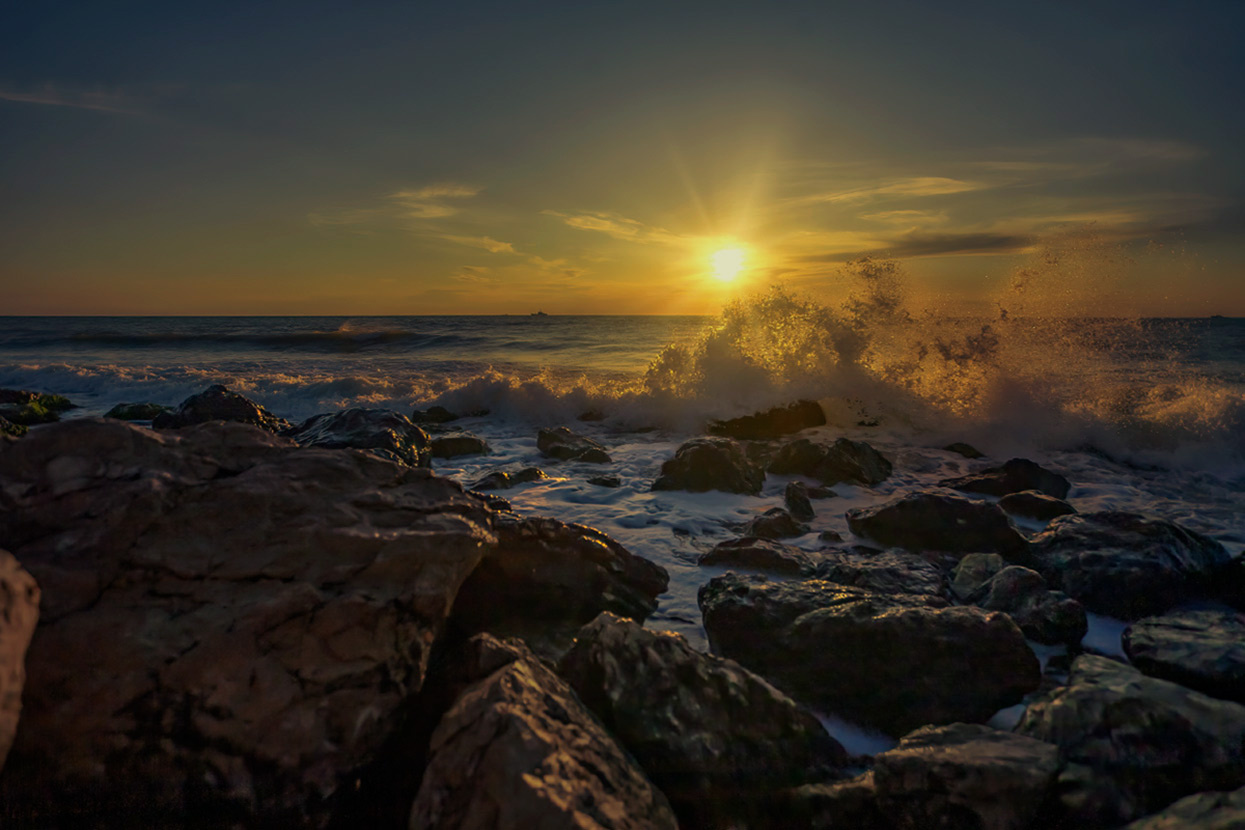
[3,300,1243,752]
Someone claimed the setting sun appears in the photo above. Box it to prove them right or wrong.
[710,246,747,282]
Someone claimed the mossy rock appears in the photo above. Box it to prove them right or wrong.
[0,390,76,426]
[105,402,172,421]
[0,416,27,438]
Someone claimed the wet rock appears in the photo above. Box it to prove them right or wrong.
[807,484,839,499]
[744,507,811,539]
[284,407,432,467]
[699,574,1039,734]
[952,553,1006,601]
[103,402,171,421]
[707,400,826,440]
[846,491,1027,555]
[0,416,25,438]
[819,529,844,543]
[769,437,893,487]
[651,436,765,495]
[944,442,985,459]
[468,491,511,512]
[577,409,606,422]
[409,643,678,830]
[940,457,1071,499]
[537,426,611,463]
[998,490,1077,522]
[1121,785,1245,829]
[1027,511,1232,619]
[1017,654,1245,826]
[469,467,548,490]
[1123,609,1245,703]
[559,612,845,827]
[971,565,1088,646]
[410,405,459,424]
[0,418,496,827]
[787,774,885,830]
[587,474,621,488]
[429,432,490,459]
[813,547,947,597]
[785,480,816,521]
[0,389,75,426]
[0,550,39,771]
[700,537,820,576]
[872,723,1062,830]
[152,384,290,432]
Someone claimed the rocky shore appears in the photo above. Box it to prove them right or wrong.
[1,387,1243,828]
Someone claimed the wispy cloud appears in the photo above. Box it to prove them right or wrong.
[785,177,985,208]
[0,83,147,114]
[453,266,494,283]
[528,255,586,278]
[860,209,948,226]
[543,210,683,245]
[440,234,515,253]
[390,183,483,218]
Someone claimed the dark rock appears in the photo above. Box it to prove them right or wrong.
[819,529,844,543]
[784,480,816,521]
[1027,511,1232,619]
[1121,785,1245,829]
[409,642,678,830]
[813,547,947,597]
[972,565,1088,646]
[940,457,1071,499]
[467,491,511,512]
[651,436,765,495]
[787,774,885,830]
[744,507,811,539]
[701,537,820,576]
[846,491,1027,555]
[103,402,171,421]
[152,384,290,432]
[769,437,892,487]
[998,489,1077,522]
[707,400,826,440]
[808,484,839,499]
[587,474,621,488]
[1123,609,1245,703]
[410,405,458,424]
[284,407,432,467]
[951,553,1005,601]
[0,390,75,426]
[558,612,845,827]
[469,467,548,490]
[577,409,606,421]
[944,442,985,459]
[0,550,38,771]
[0,417,25,438]
[1017,654,1245,826]
[537,426,611,463]
[699,573,1039,734]
[429,432,490,459]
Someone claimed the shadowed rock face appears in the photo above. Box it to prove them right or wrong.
[1124,609,1245,703]
[707,400,826,441]
[651,436,765,494]
[536,427,611,462]
[1120,785,1245,829]
[104,402,171,421]
[971,566,1088,646]
[0,550,38,772]
[284,407,433,467]
[940,457,1071,500]
[846,491,1028,556]
[152,384,291,432]
[998,490,1076,522]
[701,537,821,576]
[429,432,490,459]
[768,437,892,487]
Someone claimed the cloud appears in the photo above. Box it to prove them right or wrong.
[390,183,482,218]
[0,83,147,114]
[528,255,586,279]
[441,234,515,253]
[860,209,948,225]
[453,266,494,283]
[543,210,682,245]
[787,177,985,208]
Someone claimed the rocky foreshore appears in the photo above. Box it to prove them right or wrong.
[2,388,1244,828]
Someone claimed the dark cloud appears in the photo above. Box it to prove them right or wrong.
[797,231,1033,263]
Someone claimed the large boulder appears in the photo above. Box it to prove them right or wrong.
[743,507,810,539]
[769,437,892,487]
[0,418,495,826]
[152,384,290,432]
[813,547,948,597]
[0,390,75,426]
[1121,785,1245,829]
[536,427,610,463]
[1016,654,1245,826]
[971,565,1088,646]
[1123,609,1245,703]
[998,490,1076,522]
[651,436,765,495]
[1026,512,1232,619]
[409,640,677,830]
[846,491,1027,556]
[698,574,1039,734]
[284,407,432,467]
[707,400,826,440]
[558,612,845,826]
[784,480,816,521]
[103,402,171,421]
[0,550,38,771]
[700,537,821,576]
[939,457,1071,500]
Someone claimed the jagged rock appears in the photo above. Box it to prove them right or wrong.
[707,400,826,440]
[998,490,1076,522]
[0,418,497,827]
[651,437,765,495]
[0,417,25,438]
[846,492,1027,555]
[785,480,816,521]
[786,773,885,830]
[769,437,892,487]
[467,491,511,512]
[944,442,984,459]
[1017,654,1245,826]
[699,574,1039,734]
[103,402,171,421]
[1121,785,1245,829]
[871,723,1062,830]
[284,407,432,467]
[410,405,459,424]
[1123,609,1245,703]
[952,553,1006,601]
[0,389,75,426]
[409,643,678,830]
[536,426,611,463]
[1027,511,1232,619]
[971,566,1088,646]
[429,432,490,459]
[152,384,290,432]
[587,474,621,488]
[558,613,845,827]
[0,550,39,772]
[813,547,947,597]
[744,507,811,539]
[940,457,1071,500]
[469,467,548,490]
[700,537,820,576]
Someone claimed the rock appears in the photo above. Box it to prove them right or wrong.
[1123,609,1245,703]
[769,437,892,487]
[0,389,75,426]
[998,490,1077,522]
[152,384,290,432]
[1027,511,1232,619]
[808,484,839,499]
[784,480,816,521]
[0,550,39,771]
[537,426,611,463]
[409,643,678,830]
[871,723,1062,830]
[429,432,490,459]
[813,547,947,597]
[699,574,1039,734]
[410,405,459,424]
[707,400,826,440]
[952,553,1006,601]
[944,442,985,459]
[558,612,845,827]
[1017,654,1245,826]
[467,491,511,512]
[577,409,606,421]
[940,457,1071,499]
[0,418,496,826]
[284,407,432,467]
[0,417,25,438]
[972,566,1088,646]
[469,467,548,490]
[819,529,844,543]
[587,474,621,488]
[787,774,885,830]
[103,402,171,421]
[651,436,765,495]
[846,491,1027,556]
[1121,785,1245,829]
[700,537,820,576]
[744,507,811,539]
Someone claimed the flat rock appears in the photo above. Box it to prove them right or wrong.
[284,407,432,467]
[152,384,290,432]
[744,507,811,539]
[651,436,765,495]
[1124,609,1245,703]
[972,565,1088,646]
[700,537,820,576]
[768,437,892,486]
[1121,785,1245,829]
[707,400,826,440]
[846,491,1027,556]
[939,457,1071,499]
[0,550,39,771]
[813,547,947,597]
[429,432,490,459]
[536,426,610,462]
[998,490,1076,522]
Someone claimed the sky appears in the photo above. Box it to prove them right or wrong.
[2,1,1242,316]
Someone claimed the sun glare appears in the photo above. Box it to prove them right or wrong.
[710,246,747,282]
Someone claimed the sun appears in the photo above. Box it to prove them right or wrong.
[710,246,747,282]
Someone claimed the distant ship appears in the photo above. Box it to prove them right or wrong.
[530,311,549,317]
